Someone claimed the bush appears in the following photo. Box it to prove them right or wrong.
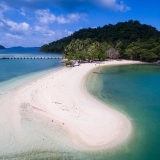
[65,61,73,66]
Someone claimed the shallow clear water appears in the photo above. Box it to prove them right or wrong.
[86,64,160,160]
[0,48,62,83]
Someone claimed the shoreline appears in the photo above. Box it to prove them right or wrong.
[0,60,141,158]
[0,66,63,99]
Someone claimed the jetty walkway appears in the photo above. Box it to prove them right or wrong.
[0,57,63,60]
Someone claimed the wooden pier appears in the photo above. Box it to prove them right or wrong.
[0,57,63,60]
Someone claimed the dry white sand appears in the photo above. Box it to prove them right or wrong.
[0,60,141,158]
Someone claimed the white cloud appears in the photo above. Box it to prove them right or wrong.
[6,33,22,39]
[34,25,55,36]
[56,14,82,24]
[0,2,10,11]
[20,8,26,16]
[34,25,45,32]
[43,30,56,36]
[64,29,73,36]
[67,13,81,21]
[57,15,70,24]
[2,19,30,32]
[2,25,73,47]
[34,25,72,38]
[96,0,131,12]
[36,9,56,24]
[52,29,73,39]
[0,22,4,27]
[35,9,84,24]
[0,2,10,18]
[1,0,130,12]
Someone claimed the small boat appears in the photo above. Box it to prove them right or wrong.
[93,71,103,74]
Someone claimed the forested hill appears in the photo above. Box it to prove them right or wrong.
[0,45,5,49]
[40,20,160,53]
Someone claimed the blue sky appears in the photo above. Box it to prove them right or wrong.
[0,0,160,47]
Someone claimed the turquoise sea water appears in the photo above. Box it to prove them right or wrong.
[0,48,63,97]
[86,64,160,160]
[0,48,62,83]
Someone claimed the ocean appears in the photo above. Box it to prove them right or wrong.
[86,64,160,160]
[0,48,63,96]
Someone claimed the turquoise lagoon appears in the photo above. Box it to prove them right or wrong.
[86,64,160,160]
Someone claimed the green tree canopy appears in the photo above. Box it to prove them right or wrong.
[40,20,160,62]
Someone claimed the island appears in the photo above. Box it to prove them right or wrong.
[40,20,160,62]
[0,45,5,49]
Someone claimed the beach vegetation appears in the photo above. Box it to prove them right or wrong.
[65,61,73,66]
[40,20,160,62]
[63,39,107,61]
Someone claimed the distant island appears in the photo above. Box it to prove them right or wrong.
[9,46,24,49]
[40,20,160,62]
[0,45,5,49]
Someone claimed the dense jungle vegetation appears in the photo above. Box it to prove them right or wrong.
[40,20,160,62]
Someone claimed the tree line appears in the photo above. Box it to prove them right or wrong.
[40,20,160,62]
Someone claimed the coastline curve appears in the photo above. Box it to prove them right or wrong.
[0,60,141,159]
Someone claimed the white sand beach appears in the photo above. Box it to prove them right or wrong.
[0,60,140,158]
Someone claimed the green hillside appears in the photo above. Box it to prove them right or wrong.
[40,20,160,62]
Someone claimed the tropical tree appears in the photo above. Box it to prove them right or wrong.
[140,50,158,62]
[106,48,119,59]
[64,39,106,61]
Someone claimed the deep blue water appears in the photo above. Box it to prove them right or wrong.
[86,64,160,160]
[0,48,62,83]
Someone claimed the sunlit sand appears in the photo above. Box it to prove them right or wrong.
[0,60,141,158]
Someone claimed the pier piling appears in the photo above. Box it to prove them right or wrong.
[0,57,63,60]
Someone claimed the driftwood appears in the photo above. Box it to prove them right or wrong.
[93,71,103,74]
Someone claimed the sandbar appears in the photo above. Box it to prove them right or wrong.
[0,60,141,158]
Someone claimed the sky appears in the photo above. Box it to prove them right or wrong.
[0,0,160,47]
